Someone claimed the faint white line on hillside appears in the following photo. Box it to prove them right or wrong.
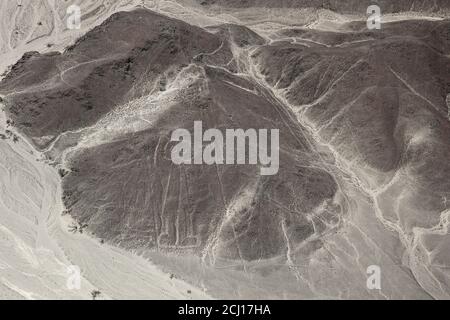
[389,66,447,119]
[298,58,365,111]
[59,55,125,86]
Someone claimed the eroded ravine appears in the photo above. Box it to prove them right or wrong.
[238,42,449,298]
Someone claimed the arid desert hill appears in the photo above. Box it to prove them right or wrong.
[0,1,449,299]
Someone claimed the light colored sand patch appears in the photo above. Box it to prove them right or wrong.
[0,100,210,299]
